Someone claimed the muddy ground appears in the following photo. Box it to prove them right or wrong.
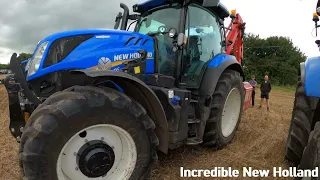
[0,74,294,180]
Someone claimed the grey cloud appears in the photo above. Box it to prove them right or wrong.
[0,0,140,55]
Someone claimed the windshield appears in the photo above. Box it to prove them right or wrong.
[134,6,181,34]
[134,6,181,76]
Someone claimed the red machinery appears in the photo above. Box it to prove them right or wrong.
[225,10,252,111]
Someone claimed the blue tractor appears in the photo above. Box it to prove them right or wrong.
[284,0,320,173]
[4,0,247,179]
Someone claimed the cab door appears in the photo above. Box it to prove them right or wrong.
[182,4,224,88]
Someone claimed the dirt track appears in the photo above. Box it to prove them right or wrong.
[0,74,294,180]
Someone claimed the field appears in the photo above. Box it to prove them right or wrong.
[0,74,295,180]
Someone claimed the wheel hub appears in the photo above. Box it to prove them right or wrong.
[77,140,115,178]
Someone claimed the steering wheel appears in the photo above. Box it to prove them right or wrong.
[158,26,167,34]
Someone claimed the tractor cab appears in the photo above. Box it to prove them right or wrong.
[115,0,230,88]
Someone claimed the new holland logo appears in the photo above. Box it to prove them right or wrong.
[98,57,112,70]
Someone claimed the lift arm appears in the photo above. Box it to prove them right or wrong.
[225,10,246,64]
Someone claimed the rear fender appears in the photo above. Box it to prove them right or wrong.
[199,54,244,96]
[302,57,320,98]
[72,69,169,153]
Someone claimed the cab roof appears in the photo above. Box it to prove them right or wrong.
[133,0,230,19]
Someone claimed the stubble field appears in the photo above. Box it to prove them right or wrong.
[0,74,295,180]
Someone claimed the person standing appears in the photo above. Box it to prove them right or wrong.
[248,75,257,107]
[258,75,272,111]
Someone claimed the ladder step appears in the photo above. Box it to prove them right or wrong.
[186,137,203,146]
[188,118,200,124]
[190,99,198,103]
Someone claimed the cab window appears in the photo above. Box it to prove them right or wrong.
[185,4,222,64]
[183,4,223,87]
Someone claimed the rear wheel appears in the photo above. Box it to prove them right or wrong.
[203,69,244,149]
[19,86,158,180]
[285,81,313,166]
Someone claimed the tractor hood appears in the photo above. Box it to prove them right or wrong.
[26,29,155,81]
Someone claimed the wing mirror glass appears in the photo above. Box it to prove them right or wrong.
[177,33,186,46]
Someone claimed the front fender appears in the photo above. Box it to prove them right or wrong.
[72,69,169,153]
[304,56,320,97]
[199,54,244,96]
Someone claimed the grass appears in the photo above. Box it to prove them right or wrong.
[0,78,296,180]
[256,84,296,93]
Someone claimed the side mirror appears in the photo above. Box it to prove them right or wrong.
[168,28,178,38]
[177,33,186,46]
[114,12,122,29]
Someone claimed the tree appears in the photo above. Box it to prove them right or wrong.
[243,33,307,86]
[17,53,33,63]
[0,64,9,69]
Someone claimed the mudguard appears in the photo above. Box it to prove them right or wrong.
[199,54,244,96]
[72,69,169,153]
[302,57,320,98]
[300,60,320,110]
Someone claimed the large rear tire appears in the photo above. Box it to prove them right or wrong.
[285,81,313,166]
[296,122,320,180]
[202,69,244,149]
[19,86,158,180]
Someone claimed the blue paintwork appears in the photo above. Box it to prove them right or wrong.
[21,59,29,64]
[26,29,155,81]
[136,0,166,11]
[134,0,228,17]
[21,59,30,72]
[207,53,238,67]
[304,56,320,97]
[101,80,125,93]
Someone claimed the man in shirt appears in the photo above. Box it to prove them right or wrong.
[248,75,257,107]
[258,75,272,111]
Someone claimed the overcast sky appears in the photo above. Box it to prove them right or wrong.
[0,0,318,64]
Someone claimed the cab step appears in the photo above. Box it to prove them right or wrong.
[186,137,203,145]
[188,118,200,124]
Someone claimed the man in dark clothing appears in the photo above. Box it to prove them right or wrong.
[258,75,272,111]
[248,75,257,107]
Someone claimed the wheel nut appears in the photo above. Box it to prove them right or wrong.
[101,137,104,140]
[85,139,88,143]
[75,167,78,171]
[73,152,77,156]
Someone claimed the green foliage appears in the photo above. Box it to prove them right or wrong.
[0,52,32,70]
[0,64,9,69]
[17,53,33,63]
[243,33,307,86]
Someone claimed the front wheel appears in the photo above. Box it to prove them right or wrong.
[19,86,158,180]
[203,69,244,149]
[296,121,320,180]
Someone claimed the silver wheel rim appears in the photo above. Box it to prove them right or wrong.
[56,124,137,180]
[221,87,242,137]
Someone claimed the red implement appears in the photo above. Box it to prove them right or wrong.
[243,82,253,111]
[225,10,251,111]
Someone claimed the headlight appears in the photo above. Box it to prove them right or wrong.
[25,60,31,71]
[27,41,49,76]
